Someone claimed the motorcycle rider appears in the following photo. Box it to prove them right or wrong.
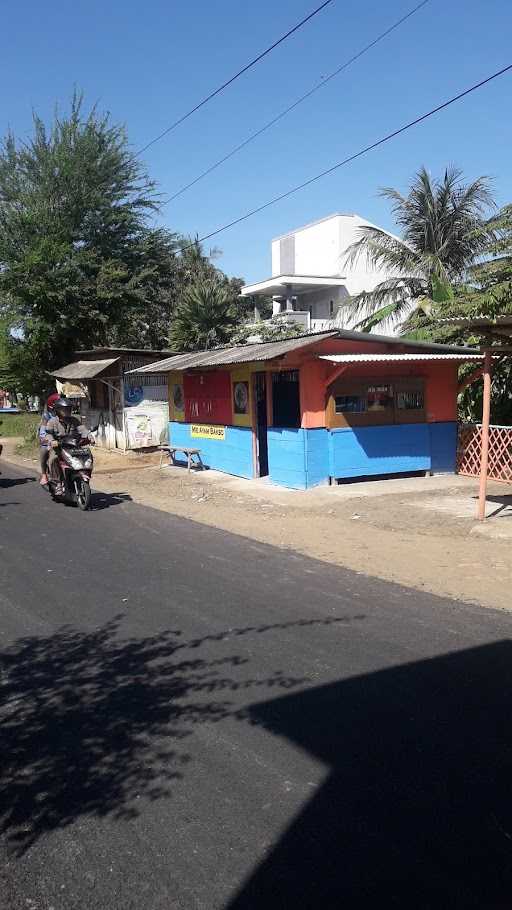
[42,397,95,495]
[39,392,60,487]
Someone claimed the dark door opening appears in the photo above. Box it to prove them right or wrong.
[272,370,300,428]
[254,372,269,477]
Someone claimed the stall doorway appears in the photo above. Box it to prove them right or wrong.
[272,370,300,428]
[253,372,269,477]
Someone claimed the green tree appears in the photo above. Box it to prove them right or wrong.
[0,93,176,394]
[457,204,512,319]
[169,279,238,351]
[402,203,512,423]
[344,167,494,331]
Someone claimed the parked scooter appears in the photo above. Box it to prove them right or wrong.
[47,430,96,510]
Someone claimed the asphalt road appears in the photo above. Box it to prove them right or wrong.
[2,459,512,909]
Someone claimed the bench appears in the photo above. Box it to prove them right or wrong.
[159,445,204,474]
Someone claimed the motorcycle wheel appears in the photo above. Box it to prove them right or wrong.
[77,480,91,511]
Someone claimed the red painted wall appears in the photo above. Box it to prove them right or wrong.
[299,359,459,428]
[299,359,328,428]
[184,370,232,425]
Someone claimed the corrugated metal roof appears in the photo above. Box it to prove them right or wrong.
[76,347,173,356]
[126,331,340,374]
[319,353,485,364]
[51,358,120,380]
[125,328,478,376]
[332,329,475,354]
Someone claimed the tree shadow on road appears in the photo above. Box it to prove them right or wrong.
[228,640,512,909]
[0,617,308,856]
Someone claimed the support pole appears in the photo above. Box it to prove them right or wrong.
[477,349,492,521]
[323,364,349,391]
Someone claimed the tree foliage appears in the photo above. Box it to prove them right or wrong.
[0,96,248,394]
[344,167,494,331]
[401,203,512,423]
[169,279,239,351]
[0,93,173,394]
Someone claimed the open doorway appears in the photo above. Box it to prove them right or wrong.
[272,370,300,428]
[253,372,269,477]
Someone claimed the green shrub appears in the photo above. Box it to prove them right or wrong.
[0,412,39,458]
[0,412,40,438]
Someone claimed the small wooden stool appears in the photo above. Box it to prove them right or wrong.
[160,445,204,474]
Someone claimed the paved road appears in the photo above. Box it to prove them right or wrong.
[2,460,512,909]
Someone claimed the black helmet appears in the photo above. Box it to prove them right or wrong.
[54,396,73,420]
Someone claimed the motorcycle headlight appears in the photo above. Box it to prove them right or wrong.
[84,457,93,469]
[62,450,76,467]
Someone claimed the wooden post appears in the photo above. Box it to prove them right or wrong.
[477,349,492,521]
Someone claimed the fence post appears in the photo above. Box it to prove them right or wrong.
[477,349,492,521]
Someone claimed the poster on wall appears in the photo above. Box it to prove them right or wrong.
[233,381,249,415]
[125,408,168,448]
[124,385,144,407]
[126,413,152,447]
[58,380,86,399]
[172,383,184,414]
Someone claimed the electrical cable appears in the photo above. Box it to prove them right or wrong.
[168,0,432,203]
[136,0,335,156]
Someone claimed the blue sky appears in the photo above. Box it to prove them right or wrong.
[2,0,511,282]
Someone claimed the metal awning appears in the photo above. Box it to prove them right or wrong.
[50,358,120,380]
[319,353,485,364]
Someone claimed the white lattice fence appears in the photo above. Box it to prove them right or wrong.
[457,423,512,483]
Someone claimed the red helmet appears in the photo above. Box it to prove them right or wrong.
[46,393,60,410]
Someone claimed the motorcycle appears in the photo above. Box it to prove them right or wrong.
[48,430,95,511]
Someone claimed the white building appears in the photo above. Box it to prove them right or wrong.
[241,213,398,332]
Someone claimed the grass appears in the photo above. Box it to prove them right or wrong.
[0,412,40,438]
[0,412,40,458]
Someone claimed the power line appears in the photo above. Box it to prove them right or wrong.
[175,63,512,255]
[168,0,432,203]
[136,0,335,157]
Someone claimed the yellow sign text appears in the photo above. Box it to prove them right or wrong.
[191,424,226,441]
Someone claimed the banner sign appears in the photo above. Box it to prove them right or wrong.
[191,424,225,441]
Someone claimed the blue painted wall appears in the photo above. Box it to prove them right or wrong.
[170,420,458,488]
[267,428,307,489]
[305,429,330,488]
[329,424,431,479]
[169,422,254,478]
[429,421,457,473]
[267,428,330,489]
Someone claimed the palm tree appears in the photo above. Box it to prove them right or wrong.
[343,167,495,331]
[461,203,512,317]
[169,279,237,352]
